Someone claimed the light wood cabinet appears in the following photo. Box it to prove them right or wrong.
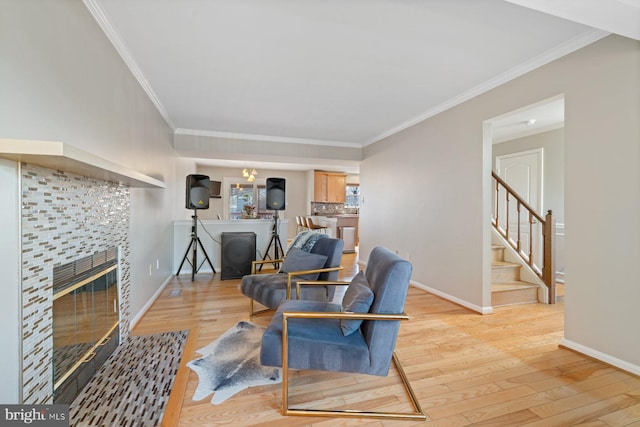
[314,171,346,203]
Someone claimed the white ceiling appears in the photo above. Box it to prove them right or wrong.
[86,0,637,171]
[491,96,565,144]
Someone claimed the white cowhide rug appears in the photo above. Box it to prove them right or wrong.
[187,321,281,404]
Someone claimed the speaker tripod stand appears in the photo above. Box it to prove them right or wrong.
[176,210,216,281]
[260,211,285,271]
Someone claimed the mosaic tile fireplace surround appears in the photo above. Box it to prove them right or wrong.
[20,163,131,404]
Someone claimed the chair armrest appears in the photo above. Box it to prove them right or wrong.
[295,280,350,299]
[251,258,285,274]
[296,280,350,286]
[282,311,410,322]
[285,266,344,299]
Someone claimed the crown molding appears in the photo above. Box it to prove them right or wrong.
[364,28,609,146]
[174,128,362,149]
[83,0,175,130]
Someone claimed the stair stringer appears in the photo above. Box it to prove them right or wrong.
[491,228,548,304]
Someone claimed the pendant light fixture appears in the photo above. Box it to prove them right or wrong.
[242,167,257,182]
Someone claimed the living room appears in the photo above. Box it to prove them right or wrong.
[1,0,639,424]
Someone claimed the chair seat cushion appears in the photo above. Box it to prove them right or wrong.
[241,274,329,309]
[261,300,371,374]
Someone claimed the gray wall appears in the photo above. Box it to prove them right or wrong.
[0,0,178,401]
[360,35,640,371]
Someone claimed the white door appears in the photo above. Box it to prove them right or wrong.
[496,149,543,268]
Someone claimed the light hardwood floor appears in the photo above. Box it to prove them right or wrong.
[133,252,640,426]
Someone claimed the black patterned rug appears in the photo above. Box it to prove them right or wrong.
[70,330,188,427]
[187,321,281,404]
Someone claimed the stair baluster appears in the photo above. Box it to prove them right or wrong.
[491,171,556,304]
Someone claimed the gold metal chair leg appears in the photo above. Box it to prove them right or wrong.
[281,351,426,420]
[249,298,272,318]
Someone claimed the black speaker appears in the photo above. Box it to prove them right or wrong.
[266,177,286,210]
[185,174,210,210]
[221,232,256,280]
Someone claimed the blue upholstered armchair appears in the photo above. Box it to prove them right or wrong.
[240,232,344,316]
[260,246,425,420]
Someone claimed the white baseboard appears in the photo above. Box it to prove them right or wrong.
[410,281,494,315]
[129,275,173,331]
[359,257,492,314]
[560,338,640,376]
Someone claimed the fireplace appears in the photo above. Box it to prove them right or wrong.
[18,160,135,404]
[52,248,120,404]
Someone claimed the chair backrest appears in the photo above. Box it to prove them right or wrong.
[360,246,412,375]
[310,237,344,282]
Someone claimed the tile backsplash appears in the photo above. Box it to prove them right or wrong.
[311,202,344,215]
[310,202,358,215]
[20,163,131,404]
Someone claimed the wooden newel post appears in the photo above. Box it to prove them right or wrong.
[543,209,556,304]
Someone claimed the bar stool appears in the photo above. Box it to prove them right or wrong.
[295,216,304,233]
[300,216,309,231]
[306,217,328,234]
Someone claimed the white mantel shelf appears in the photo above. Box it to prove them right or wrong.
[0,139,166,188]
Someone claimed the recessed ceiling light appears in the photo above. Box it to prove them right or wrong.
[525,119,537,126]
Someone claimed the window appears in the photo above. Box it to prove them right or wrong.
[229,183,270,219]
[345,184,360,208]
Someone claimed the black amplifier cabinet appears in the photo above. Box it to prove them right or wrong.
[221,232,256,280]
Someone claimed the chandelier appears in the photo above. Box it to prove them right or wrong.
[242,168,257,182]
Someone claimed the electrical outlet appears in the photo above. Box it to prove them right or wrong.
[156,259,160,269]
[149,264,152,276]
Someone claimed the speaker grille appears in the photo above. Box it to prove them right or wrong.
[221,232,256,280]
[266,178,285,210]
[186,174,210,210]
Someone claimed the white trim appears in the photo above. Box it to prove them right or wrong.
[493,122,564,144]
[560,338,640,377]
[82,0,175,130]
[129,274,173,331]
[364,29,607,146]
[17,162,23,404]
[410,281,494,315]
[174,128,361,149]
[555,222,565,282]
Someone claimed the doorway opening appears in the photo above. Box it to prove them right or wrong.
[484,94,565,307]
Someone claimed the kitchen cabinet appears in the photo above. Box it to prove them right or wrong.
[314,171,346,203]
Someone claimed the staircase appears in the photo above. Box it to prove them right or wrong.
[491,245,538,307]
[491,171,556,304]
